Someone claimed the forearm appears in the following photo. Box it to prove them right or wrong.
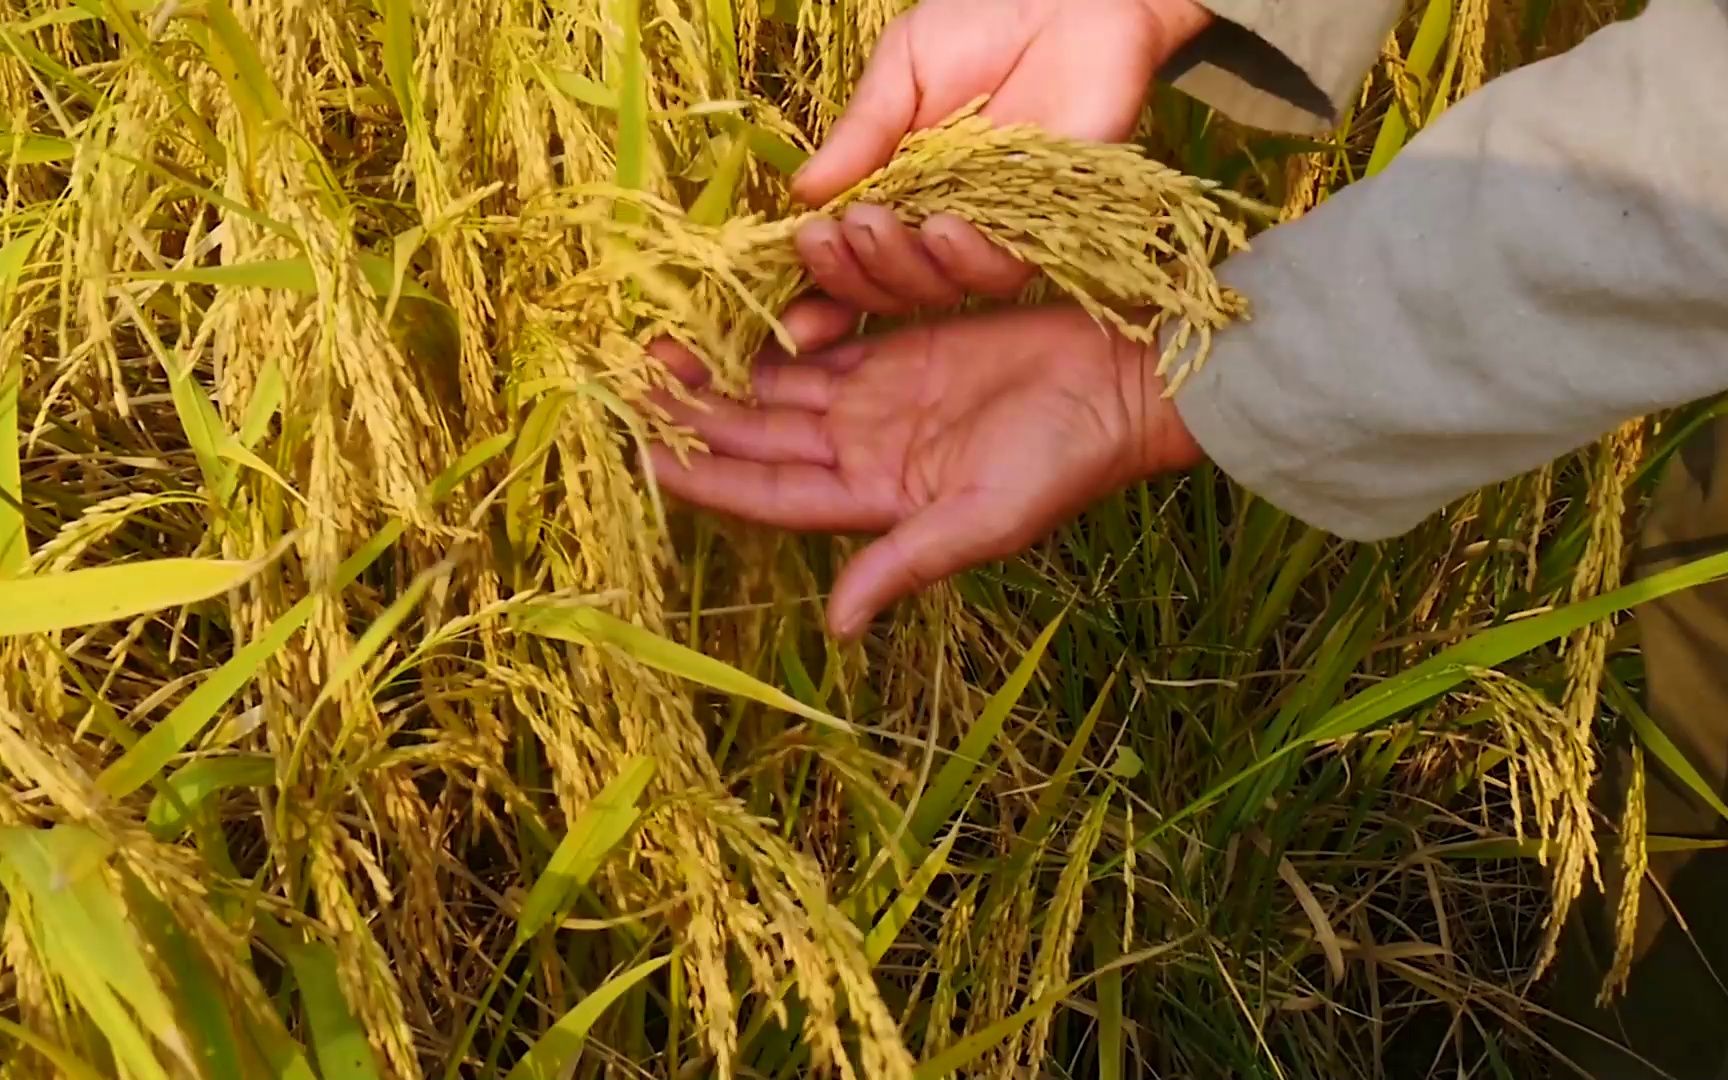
[1173,0,1728,541]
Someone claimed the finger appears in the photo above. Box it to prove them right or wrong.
[648,446,895,532]
[921,215,1035,299]
[778,296,862,356]
[827,494,1020,639]
[652,389,834,466]
[841,204,964,309]
[647,337,713,388]
[752,363,836,411]
[796,217,912,315]
[791,20,916,206]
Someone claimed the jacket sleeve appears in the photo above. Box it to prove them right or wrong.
[1166,1,1402,134]
[1171,0,1728,542]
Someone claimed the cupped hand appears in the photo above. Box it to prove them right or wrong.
[791,0,1214,314]
[646,300,1204,639]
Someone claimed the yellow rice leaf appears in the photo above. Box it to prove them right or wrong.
[513,603,854,733]
[0,557,259,637]
[503,955,671,1080]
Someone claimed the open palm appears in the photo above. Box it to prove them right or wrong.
[647,301,1201,638]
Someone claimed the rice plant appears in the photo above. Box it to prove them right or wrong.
[0,0,1707,1077]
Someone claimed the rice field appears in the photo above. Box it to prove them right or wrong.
[0,0,1715,1077]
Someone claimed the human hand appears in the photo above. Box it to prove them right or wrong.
[646,300,1204,639]
[790,0,1214,314]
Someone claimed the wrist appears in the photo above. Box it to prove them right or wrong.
[1136,0,1215,57]
[1114,331,1206,480]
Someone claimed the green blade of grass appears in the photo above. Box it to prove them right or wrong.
[907,609,1065,848]
[0,557,260,637]
[281,940,383,1080]
[145,755,275,840]
[310,560,446,715]
[502,955,671,1080]
[513,603,855,734]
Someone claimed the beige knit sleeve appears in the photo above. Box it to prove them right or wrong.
[1172,0,1728,542]
[1166,2,1402,134]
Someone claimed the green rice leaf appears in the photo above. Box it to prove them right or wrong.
[864,827,957,966]
[0,1016,106,1080]
[0,226,39,580]
[281,940,383,1080]
[907,609,1064,847]
[611,0,648,222]
[502,955,671,1080]
[98,526,402,798]
[310,560,445,714]
[504,393,569,557]
[913,986,1066,1080]
[514,755,655,945]
[238,359,285,449]
[0,558,259,638]
[688,133,751,226]
[98,0,223,162]
[203,0,292,147]
[381,0,417,131]
[162,350,233,499]
[145,755,275,840]
[1608,671,1728,825]
[513,603,854,734]
[744,125,808,175]
[0,827,188,1078]
[704,0,738,90]
[545,69,618,110]
[0,131,73,163]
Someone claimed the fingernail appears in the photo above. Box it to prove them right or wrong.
[813,239,841,270]
[851,224,878,256]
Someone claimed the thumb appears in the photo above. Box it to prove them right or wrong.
[827,494,1016,639]
[792,23,917,206]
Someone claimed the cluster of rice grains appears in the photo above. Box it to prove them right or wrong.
[0,0,1251,1076]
